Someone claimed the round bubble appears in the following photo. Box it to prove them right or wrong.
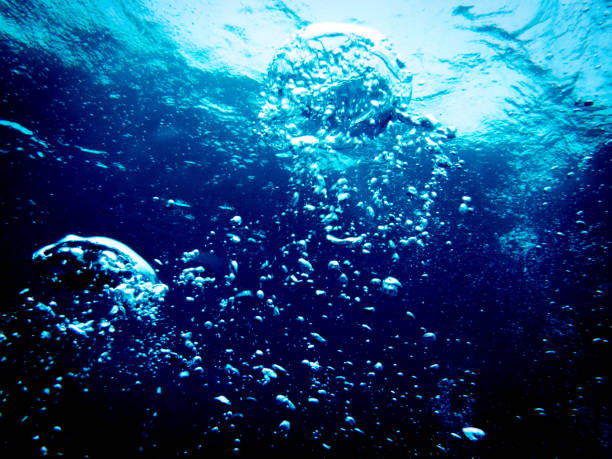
[260,22,413,150]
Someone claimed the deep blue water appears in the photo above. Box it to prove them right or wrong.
[0,1,610,458]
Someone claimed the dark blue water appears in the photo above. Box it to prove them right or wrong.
[1,2,610,457]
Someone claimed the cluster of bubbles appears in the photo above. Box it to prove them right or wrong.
[259,23,414,154]
[0,23,481,457]
[498,227,540,261]
[257,24,459,268]
[31,234,168,323]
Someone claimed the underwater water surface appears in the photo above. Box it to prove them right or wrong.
[0,1,610,457]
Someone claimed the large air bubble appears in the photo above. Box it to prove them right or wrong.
[32,234,168,321]
[259,23,413,153]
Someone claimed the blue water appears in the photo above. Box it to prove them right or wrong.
[0,1,610,457]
